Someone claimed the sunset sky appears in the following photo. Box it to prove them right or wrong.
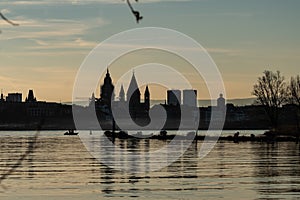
[0,0,299,102]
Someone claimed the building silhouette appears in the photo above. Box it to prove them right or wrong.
[126,72,150,119]
[167,90,181,106]
[217,93,226,111]
[0,90,4,102]
[183,90,197,107]
[25,90,37,102]
[119,84,125,102]
[144,85,150,111]
[100,69,115,107]
[127,72,141,116]
[6,93,22,102]
[93,70,150,123]
[0,86,298,131]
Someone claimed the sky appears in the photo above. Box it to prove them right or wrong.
[0,0,299,102]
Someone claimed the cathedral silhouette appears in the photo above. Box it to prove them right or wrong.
[95,69,150,123]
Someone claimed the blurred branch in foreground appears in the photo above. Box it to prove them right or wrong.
[0,12,19,26]
[0,119,44,190]
[0,11,19,33]
[125,0,143,23]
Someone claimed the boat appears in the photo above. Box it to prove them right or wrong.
[64,129,78,136]
[104,130,130,139]
[160,130,167,137]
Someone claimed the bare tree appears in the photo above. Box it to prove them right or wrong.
[288,75,300,132]
[252,70,287,129]
[289,75,300,106]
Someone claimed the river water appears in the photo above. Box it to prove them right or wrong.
[0,131,300,200]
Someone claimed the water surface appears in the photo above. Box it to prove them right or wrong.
[0,131,300,200]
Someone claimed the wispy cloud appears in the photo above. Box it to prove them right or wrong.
[0,8,10,14]
[1,16,109,40]
[207,48,242,56]
[28,66,76,74]
[26,37,98,50]
[0,14,108,56]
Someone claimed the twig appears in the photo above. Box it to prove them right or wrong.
[0,11,19,34]
[0,12,19,26]
[124,0,143,23]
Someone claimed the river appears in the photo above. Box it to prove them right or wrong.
[0,131,300,200]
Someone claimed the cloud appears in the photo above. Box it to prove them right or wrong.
[30,39,48,46]
[207,48,242,56]
[0,8,10,14]
[1,16,109,39]
[26,37,98,50]
[0,15,108,56]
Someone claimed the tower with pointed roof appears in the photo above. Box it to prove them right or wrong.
[217,93,226,111]
[89,92,96,107]
[99,70,151,121]
[0,89,4,102]
[127,72,140,103]
[125,72,151,120]
[144,85,150,111]
[119,85,125,102]
[127,72,141,118]
[100,69,115,107]
[25,89,37,102]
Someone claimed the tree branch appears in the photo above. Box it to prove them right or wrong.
[124,0,143,23]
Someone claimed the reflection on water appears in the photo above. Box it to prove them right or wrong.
[0,131,300,200]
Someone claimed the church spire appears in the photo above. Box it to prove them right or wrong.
[25,89,37,102]
[104,68,112,84]
[145,85,149,96]
[127,71,140,102]
[144,85,150,111]
[0,89,4,102]
[100,68,115,106]
[119,84,125,102]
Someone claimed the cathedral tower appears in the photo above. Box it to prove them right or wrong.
[100,69,115,106]
[119,84,125,102]
[127,72,141,119]
[127,72,141,104]
[144,85,150,111]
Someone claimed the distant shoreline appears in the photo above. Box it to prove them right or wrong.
[1,129,298,143]
[65,97,256,107]
[0,127,267,131]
